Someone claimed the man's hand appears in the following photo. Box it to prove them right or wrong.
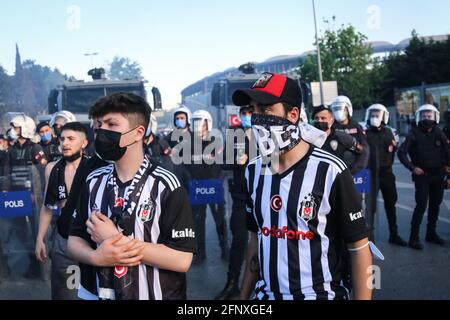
[35,239,47,263]
[237,154,248,165]
[90,233,145,267]
[86,211,120,244]
[413,167,425,176]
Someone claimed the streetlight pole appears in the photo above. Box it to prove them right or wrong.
[312,0,325,105]
[84,52,99,68]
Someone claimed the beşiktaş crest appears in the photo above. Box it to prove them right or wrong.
[299,193,318,222]
[137,198,156,223]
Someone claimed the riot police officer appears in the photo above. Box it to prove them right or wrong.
[365,104,406,245]
[166,105,192,148]
[443,110,450,140]
[0,134,9,190]
[7,115,47,278]
[184,110,227,263]
[331,96,369,173]
[49,111,77,139]
[313,105,365,174]
[398,105,450,250]
[215,105,253,300]
[0,134,10,280]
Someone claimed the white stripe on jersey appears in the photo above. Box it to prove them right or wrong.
[86,165,113,182]
[151,181,164,300]
[311,149,346,172]
[313,148,347,168]
[153,168,180,191]
[260,172,272,293]
[276,171,293,296]
[296,159,319,299]
[155,167,181,189]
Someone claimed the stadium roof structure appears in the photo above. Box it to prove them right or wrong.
[181,35,448,98]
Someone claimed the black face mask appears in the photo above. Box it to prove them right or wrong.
[314,122,329,132]
[418,120,436,131]
[64,152,82,163]
[251,113,302,156]
[53,126,62,138]
[95,128,138,162]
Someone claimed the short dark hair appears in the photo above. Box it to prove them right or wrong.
[312,105,332,119]
[282,102,297,114]
[61,122,88,137]
[239,106,254,114]
[89,93,151,130]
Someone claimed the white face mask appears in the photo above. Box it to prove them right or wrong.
[333,110,347,123]
[193,120,204,133]
[299,122,327,148]
[370,117,382,128]
[0,145,4,151]
[8,129,19,141]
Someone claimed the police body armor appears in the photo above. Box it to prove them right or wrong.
[409,127,446,171]
[9,141,43,191]
[41,138,62,163]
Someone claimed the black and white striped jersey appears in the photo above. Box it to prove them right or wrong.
[245,145,368,300]
[70,160,196,300]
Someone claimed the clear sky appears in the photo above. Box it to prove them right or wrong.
[1,0,449,108]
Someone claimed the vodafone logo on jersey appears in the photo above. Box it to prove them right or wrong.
[270,195,282,212]
[114,266,128,279]
[229,114,241,127]
[261,226,314,241]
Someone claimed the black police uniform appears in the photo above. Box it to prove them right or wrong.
[333,119,370,174]
[215,126,252,299]
[0,146,9,279]
[184,132,227,262]
[0,148,8,191]
[7,139,46,278]
[366,125,405,244]
[398,125,450,248]
[322,129,363,174]
[40,137,62,163]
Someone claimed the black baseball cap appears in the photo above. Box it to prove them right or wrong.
[232,73,303,107]
[36,121,51,132]
[312,105,332,119]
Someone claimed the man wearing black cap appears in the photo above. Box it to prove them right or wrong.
[312,105,367,175]
[234,72,373,300]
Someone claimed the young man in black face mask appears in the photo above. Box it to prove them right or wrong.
[313,105,364,175]
[68,93,195,300]
[234,73,373,300]
[35,122,89,299]
[398,105,450,250]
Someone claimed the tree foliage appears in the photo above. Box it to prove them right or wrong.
[300,20,373,108]
[107,56,143,80]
